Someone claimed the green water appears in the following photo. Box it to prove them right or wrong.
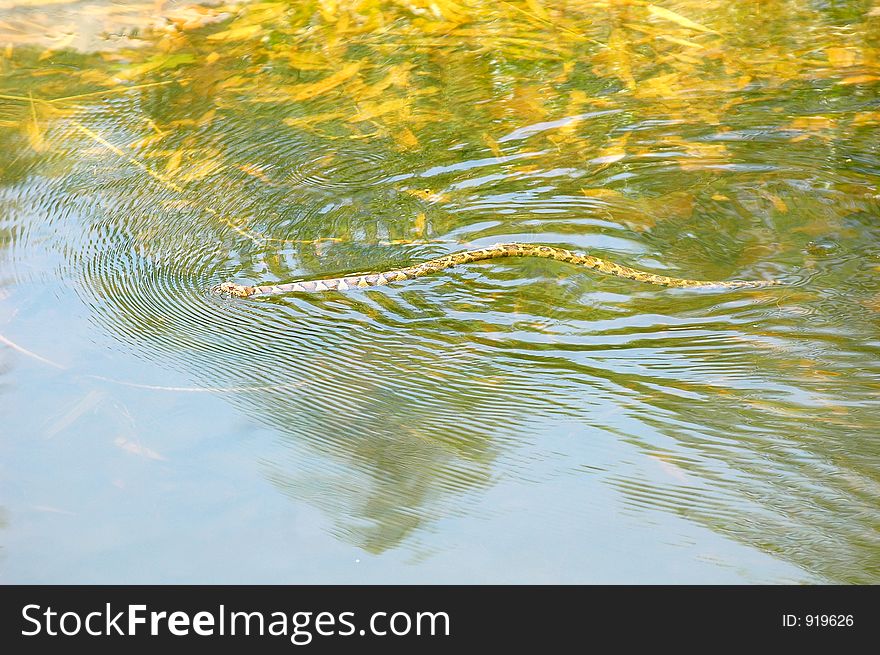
[1,0,878,583]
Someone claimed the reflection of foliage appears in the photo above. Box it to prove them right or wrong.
[3,1,879,174]
[1,0,877,268]
[3,1,878,247]
[264,398,498,554]
[1,1,879,577]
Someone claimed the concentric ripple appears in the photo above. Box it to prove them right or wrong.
[288,149,390,192]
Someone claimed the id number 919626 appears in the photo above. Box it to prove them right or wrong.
[783,614,854,627]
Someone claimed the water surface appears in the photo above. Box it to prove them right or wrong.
[1,0,879,583]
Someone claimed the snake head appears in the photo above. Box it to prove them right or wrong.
[216,281,256,298]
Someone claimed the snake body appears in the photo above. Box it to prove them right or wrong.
[218,242,778,298]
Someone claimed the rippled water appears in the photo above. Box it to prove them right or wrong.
[1,0,879,583]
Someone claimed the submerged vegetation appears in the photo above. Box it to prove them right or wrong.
[2,0,878,250]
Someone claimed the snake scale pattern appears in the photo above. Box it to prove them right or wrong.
[218,242,778,298]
